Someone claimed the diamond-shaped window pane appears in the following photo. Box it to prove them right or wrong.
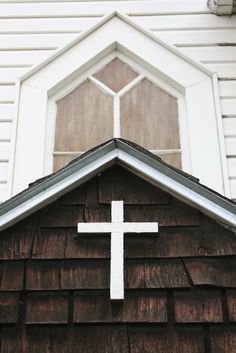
[93,58,139,93]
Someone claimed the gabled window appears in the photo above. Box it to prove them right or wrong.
[53,56,182,172]
[12,12,227,197]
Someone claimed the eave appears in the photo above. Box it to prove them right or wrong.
[0,139,235,232]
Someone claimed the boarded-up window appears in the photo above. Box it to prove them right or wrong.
[54,80,113,171]
[120,79,180,150]
[53,58,181,171]
[94,58,139,93]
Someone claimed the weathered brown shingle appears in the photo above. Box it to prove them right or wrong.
[124,260,145,288]
[60,260,109,289]
[99,165,170,205]
[70,326,129,353]
[124,203,200,226]
[174,290,223,323]
[0,261,24,291]
[26,292,68,324]
[65,232,110,259]
[125,226,236,258]
[145,259,191,288]
[60,183,86,205]
[0,217,37,260]
[85,178,111,222]
[32,228,67,259]
[26,261,60,290]
[129,326,205,353]
[184,257,236,287]
[74,290,167,323]
[40,205,84,227]
[210,326,236,353]
[227,290,236,322]
[0,293,18,323]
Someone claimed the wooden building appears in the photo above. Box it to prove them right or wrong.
[0,139,235,352]
[0,1,236,351]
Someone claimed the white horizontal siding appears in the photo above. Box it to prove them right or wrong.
[221,99,236,116]
[205,63,236,79]
[0,183,7,202]
[0,67,27,84]
[223,118,236,137]
[0,121,12,140]
[0,85,14,102]
[154,29,236,46]
[227,158,236,177]
[0,162,8,181]
[0,33,77,49]
[0,18,98,34]
[225,137,236,157]
[0,141,10,160]
[0,103,13,119]
[219,81,236,98]
[132,14,236,30]
[0,0,235,201]
[229,179,236,199]
[0,50,54,65]
[0,1,210,17]
[179,46,236,63]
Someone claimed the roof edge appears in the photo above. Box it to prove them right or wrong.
[0,139,235,232]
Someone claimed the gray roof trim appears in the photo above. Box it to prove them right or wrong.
[116,139,236,215]
[0,139,116,215]
[0,139,235,232]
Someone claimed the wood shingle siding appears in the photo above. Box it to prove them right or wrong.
[73,290,167,323]
[0,165,235,352]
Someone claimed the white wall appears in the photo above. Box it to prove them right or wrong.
[0,0,235,201]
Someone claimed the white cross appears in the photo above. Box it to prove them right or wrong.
[77,201,158,300]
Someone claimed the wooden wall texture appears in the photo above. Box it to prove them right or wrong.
[0,0,235,202]
[0,165,235,353]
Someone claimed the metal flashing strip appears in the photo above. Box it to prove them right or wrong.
[0,145,117,231]
[0,139,235,232]
[116,139,236,217]
[116,147,236,228]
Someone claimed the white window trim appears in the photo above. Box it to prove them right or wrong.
[10,11,228,196]
[45,51,188,176]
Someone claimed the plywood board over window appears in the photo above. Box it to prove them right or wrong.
[121,79,180,150]
[54,79,113,170]
[53,58,181,172]
[93,58,139,93]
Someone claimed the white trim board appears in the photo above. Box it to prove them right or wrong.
[11,11,227,197]
[0,139,235,233]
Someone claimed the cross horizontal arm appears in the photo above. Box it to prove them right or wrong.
[77,222,158,234]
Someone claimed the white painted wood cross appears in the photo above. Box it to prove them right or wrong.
[77,201,158,300]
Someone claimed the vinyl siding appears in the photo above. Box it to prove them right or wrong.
[0,0,235,201]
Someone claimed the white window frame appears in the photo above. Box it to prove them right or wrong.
[10,12,229,196]
[45,51,188,175]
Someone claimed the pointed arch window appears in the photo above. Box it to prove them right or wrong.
[53,56,182,172]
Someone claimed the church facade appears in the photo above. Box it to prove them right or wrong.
[0,1,236,352]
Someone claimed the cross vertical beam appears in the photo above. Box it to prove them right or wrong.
[110,201,124,300]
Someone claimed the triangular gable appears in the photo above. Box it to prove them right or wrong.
[12,11,226,197]
[1,139,235,232]
[19,11,211,85]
